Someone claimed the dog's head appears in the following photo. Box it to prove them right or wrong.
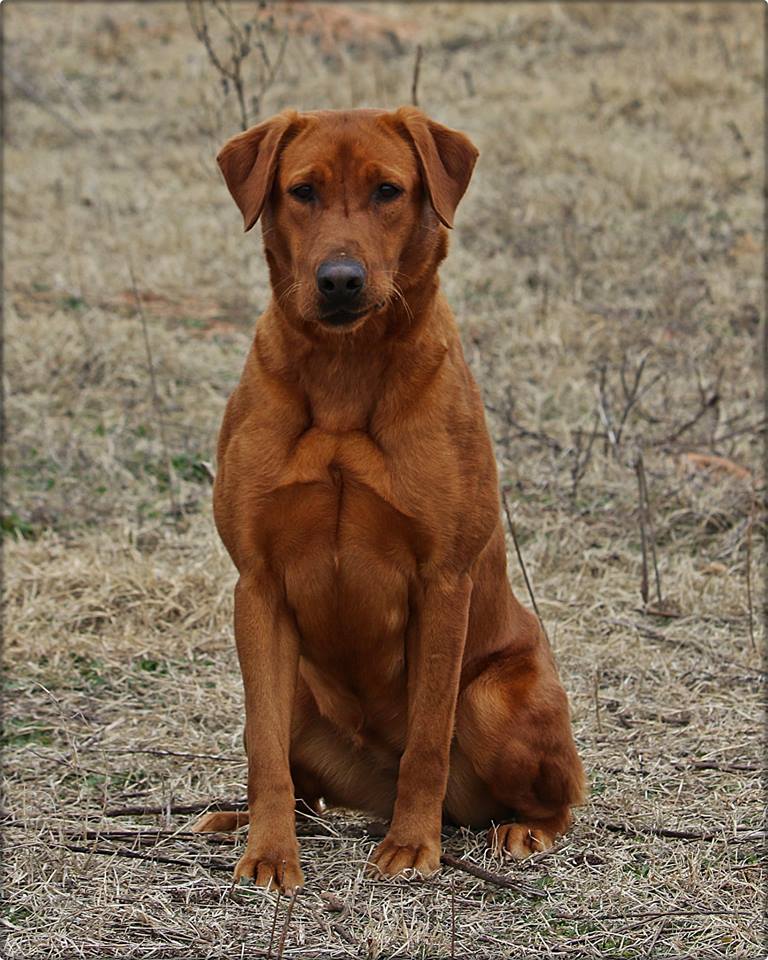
[216,108,478,333]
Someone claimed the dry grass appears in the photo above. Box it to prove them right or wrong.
[3,3,765,958]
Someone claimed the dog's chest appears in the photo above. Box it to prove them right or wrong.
[264,428,420,695]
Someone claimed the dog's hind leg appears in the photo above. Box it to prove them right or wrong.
[454,635,585,858]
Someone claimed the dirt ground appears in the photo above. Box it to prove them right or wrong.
[3,3,765,958]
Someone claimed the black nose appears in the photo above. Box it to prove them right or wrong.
[316,259,366,309]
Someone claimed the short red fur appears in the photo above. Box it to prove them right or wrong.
[194,107,585,889]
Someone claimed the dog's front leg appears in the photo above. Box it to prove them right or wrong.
[233,572,303,891]
[368,573,472,879]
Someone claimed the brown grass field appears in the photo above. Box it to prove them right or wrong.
[3,3,765,958]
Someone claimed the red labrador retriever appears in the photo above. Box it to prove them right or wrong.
[194,107,585,890]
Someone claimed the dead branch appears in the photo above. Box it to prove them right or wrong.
[411,44,423,106]
[595,818,765,843]
[500,488,549,645]
[439,853,546,898]
[569,411,600,503]
[276,887,298,959]
[654,389,719,446]
[101,747,242,763]
[595,354,663,455]
[596,364,619,456]
[745,482,756,651]
[499,387,564,453]
[267,872,284,957]
[186,0,287,130]
[6,66,89,139]
[686,761,760,774]
[62,842,231,872]
[105,797,247,817]
[634,451,663,607]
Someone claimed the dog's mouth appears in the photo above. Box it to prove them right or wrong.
[317,300,386,329]
[318,308,370,328]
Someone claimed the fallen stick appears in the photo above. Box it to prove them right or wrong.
[596,819,765,843]
[687,760,761,774]
[500,488,550,646]
[276,888,298,959]
[65,829,237,844]
[64,838,545,898]
[439,853,546,899]
[105,797,247,817]
[63,843,230,873]
[100,748,243,763]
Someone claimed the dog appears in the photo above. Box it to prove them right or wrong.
[193,107,585,890]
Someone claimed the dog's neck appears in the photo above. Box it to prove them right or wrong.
[255,277,453,434]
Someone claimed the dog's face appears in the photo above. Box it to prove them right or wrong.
[217,108,478,334]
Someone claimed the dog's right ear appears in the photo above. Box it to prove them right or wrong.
[217,111,299,232]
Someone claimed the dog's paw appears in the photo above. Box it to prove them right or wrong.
[192,811,248,833]
[234,850,304,891]
[486,822,555,860]
[366,835,441,880]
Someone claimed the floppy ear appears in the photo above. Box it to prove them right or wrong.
[216,111,299,232]
[395,107,479,228]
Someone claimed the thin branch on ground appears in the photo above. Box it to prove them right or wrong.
[105,798,248,817]
[439,853,546,898]
[276,887,298,960]
[634,450,663,607]
[267,870,284,958]
[745,482,756,651]
[100,747,243,763]
[501,488,549,644]
[595,819,765,843]
[62,842,231,872]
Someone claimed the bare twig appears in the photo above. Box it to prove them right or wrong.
[635,455,650,605]
[411,44,423,106]
[276,887,298,959]
[686,760,760,774]
[439,853,546,898]
[498,387,564,453]
[655,390,719,446]
[267,867,284,958]
[596,364,619,456]
[105,797,248,817]
[6,66,89,138]
[62,842,230,872]
[593,671,602,734]
[129,264,180,519]
[450,873,456,958]
[634,451,662,606]
[500,488,549,644]
[570,412,600,503]
[594,354,663,455]
[745,482,756,651]
[595,819,765,843]
[100,747,242,763]
[65,829,237,844]
[186,0,287,130]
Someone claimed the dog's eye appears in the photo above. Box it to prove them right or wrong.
[374,183,402,202]
[289,184,315,202]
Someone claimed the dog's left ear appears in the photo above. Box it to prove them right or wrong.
[395,107,479,229]
[217,110,299,232]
